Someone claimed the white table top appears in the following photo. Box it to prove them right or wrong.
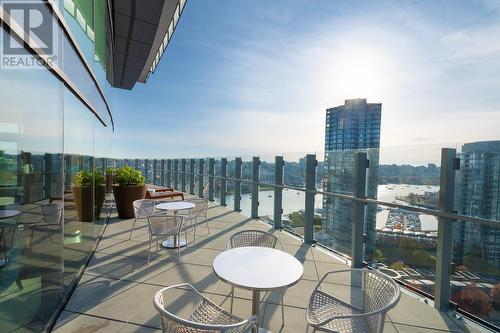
[155,201,195,211]
[0,210,21,220]
[213,247,303,291]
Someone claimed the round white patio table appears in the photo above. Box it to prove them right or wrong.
[213,246,303,333]
[155,201,195,249]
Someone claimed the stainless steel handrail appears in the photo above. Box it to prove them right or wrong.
[165,169,500,228]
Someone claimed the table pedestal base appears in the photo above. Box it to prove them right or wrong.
[161,237,187,249]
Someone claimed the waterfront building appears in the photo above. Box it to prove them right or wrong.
[321,99,381,257]
[454,141,500,269]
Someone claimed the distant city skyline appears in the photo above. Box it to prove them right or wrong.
[111,0,500,162]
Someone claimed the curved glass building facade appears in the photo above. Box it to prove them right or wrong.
[0,0,185,331]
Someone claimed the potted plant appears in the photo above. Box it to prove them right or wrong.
[105,167,116,193]
[112,166,146,218]
[72,169,105,222]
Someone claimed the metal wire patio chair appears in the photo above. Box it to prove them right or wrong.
[154,283,257,333]
[306,268,400,333]
[146,214,187,264]
[182,198,209,241]
[225,229,286,326]
[17,203,63,253]
[0,213,19,268]
[132,199,156,239]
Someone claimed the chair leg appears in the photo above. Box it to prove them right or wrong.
[177,233,181,263]
[148,236,152,265]
[193,220,197,241]
[129,217,137,240]
[184,229,188,249]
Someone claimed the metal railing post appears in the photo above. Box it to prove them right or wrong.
[251,157,260,219]
[181,159,186,192]
[220,158,227,206]
[351,152,368,268]
[173,159,179,189]
[435,148,457,311]
[198,158,205,198]
[208,158,215,201]
[274,156,284,230]
[144,159,149,183]
[160,159,165,186]
[234,158,242,212]
[152,159,157,185]
[189,159,195,195]
[44,153,52,199]
[304,154,317,244]
[166,159,172,188]
[64,155,71,191]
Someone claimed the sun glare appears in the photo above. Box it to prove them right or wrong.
[327,47,388,101]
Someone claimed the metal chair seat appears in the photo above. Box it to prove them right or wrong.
[307,290,370,332]
[306,269,400,333]
[149,219,182,235]
[154,283,257,333]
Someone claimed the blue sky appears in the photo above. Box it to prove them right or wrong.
[111,0,500,163]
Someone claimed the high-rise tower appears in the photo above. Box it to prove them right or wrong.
[454,141,500,269]
[321,99,381,257]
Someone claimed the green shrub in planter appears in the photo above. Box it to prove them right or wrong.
[115,166,145,186]
[112,166,147,218]
[74,170,104,186]
[72,169,105,222]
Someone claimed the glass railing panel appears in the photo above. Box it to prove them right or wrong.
[258,153,276,185]
[212,158,221,203]
[368,201,438,293]
[237,156,253,215]
[317,148,358,255]
[241,156,253,182]
[451,141,500,327]
[281,187,306,237]
[283,152,306,188]
[193,159,200,195]
[451,221,499,326]
[225,180,235,209]
[253,184,273,225]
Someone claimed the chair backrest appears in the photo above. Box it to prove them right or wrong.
[0,214,19,260]
[147,214,185,236]
[133,199,155,218]
[154,284,255,333]
[18,203,62,226]
[186,198,208,216]
[362,270,400,313]
[41,203,63,225]
[314,269,400,333]
[229,230,279,249]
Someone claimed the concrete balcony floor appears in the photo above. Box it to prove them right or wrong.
[53,200,487,333]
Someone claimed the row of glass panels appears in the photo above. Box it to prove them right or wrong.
[0,0,114,331]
